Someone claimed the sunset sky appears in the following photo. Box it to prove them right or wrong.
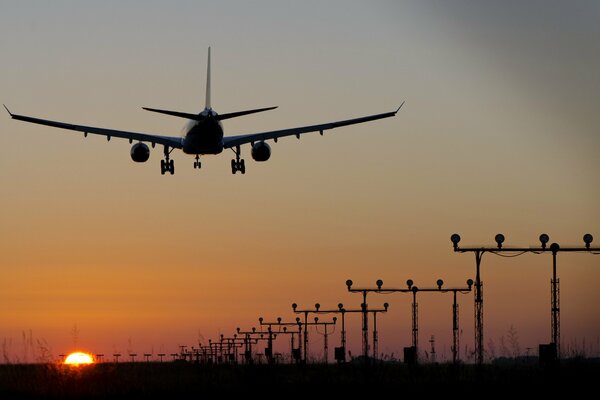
[1,1,598,362]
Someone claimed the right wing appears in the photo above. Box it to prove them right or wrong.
[4,106,183,149]
[222,104,403,149]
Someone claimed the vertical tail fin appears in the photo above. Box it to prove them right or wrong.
[205,47,211,109]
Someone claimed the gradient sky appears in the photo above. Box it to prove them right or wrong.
[1,0,598,362]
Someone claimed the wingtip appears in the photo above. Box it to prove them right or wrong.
[395,101,405,113]
[3,104,13,117]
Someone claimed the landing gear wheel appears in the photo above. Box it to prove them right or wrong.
[230,145,246,175]
[230,159,246,174]
[161,145,174,175]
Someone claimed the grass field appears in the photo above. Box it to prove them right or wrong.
[1,360,597,398]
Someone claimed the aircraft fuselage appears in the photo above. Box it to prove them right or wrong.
[181,109,224,155]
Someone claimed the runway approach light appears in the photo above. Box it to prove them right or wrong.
[495,234,505,248]
[539,233,550,249]
[583,233,593,248]
[451,234,461,249]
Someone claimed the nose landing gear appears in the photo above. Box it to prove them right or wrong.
[193,154,202,169]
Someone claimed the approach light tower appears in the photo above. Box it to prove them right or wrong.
[348,278,472,364]
[291,303,338,363]
[343,282,392,360]
[295,303,350,363]
[259,317,303,363]
[451,232,598,363]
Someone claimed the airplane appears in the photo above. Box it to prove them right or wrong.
[4,47,403,175]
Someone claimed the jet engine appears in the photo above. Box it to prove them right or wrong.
[130,142,150,162]
[251,141,271,162]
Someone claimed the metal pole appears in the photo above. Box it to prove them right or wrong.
[297,324,303,364]
[452,290,458,364]
[303,311,308,363]
[373,311,378,361]
[362,291,369,359]
[412,289,418,351]
[323,327,329,364]
[474,250,484,365]
[247,334,252,364]
[267,326,274,364]
[551,243,560,358]
[290,332,295,363]
[341,310,346,359]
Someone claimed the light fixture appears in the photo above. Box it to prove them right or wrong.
[495,233,505,248]
[451,233,461,249]
[539,233,549,249]
[583,233,593,249]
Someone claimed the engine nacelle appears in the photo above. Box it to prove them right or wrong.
[130,142,150,162]
[251,141,271,162]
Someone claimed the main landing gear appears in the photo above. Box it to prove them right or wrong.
[194,154,201,169]
[160,145,175,175]
[231,146,245,174]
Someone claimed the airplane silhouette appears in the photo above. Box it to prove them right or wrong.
[5,47,402,175]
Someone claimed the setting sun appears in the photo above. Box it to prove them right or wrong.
[64,352,94,366]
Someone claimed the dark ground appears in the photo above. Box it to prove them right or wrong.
[0,360,597,398]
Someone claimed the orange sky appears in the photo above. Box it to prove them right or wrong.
[0,1,598,362]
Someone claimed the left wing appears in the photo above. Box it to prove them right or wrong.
[4,105,183,149]
[222,103,403,149]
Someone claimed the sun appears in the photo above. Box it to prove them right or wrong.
[64,352,94,366]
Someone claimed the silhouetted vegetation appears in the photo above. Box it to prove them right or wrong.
[0,360,598,398]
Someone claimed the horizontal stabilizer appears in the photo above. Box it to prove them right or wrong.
[142,107,202,121]
[142,106,278,121]
[216,106,277,121]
